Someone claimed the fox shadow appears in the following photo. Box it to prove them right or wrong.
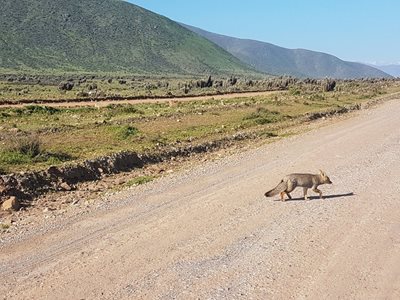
[273,192,355,202]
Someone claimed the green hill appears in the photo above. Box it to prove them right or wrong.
[182,24,391,79]
[0,0,256,76]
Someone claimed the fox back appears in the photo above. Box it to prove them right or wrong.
[284,171,332,188]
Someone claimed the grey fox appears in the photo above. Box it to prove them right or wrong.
[265,170,332,201]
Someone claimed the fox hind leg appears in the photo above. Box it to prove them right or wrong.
[280,191,291,201]
[280,191,286,201]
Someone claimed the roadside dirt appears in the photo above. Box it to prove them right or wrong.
[0,90,280,108]
[1,99,400,299]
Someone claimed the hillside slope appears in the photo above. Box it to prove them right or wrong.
[182,24,390,79]
[0,0,256,76]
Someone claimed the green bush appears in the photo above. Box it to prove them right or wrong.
[24,105,60,115]
[243,107,282,125]
[0,139,73,171]
[126,176,154,186]
[0,151,31,165]
[10,134,42,157]
[109,125,140,140]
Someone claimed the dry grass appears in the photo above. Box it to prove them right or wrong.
[1,79,399,173]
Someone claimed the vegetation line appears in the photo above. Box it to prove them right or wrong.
[0,89,281,108]
[1,78,399,177]
[1,81,400,206]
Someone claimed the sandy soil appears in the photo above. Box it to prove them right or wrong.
[1,99,400,299]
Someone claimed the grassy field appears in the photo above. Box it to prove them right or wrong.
[0,78,399,174]
[0,75,280,103]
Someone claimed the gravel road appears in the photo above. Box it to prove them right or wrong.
[1,99,400,299]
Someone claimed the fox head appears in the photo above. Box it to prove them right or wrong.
[319,170,332,184]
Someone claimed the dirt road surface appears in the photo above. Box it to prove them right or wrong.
[1,99,400,299]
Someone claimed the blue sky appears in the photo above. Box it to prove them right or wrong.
[127,0,399,65]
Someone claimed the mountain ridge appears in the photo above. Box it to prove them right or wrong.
[181,23,391,79]
[372,64,400,77]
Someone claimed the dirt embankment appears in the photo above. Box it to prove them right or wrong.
[0,133,254,204]
[0,100,372,209]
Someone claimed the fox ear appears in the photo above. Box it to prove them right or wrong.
[319,169,325,176]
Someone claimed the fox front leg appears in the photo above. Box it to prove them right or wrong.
[303,187,309,200]
[312,186,323,199]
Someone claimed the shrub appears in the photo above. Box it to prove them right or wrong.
[323,79,336,92]
[10,134,42,158]
[106,104,143,115]
[24,105,60,115]
[196,76,213,88]
[243,107,282,125]
[0,151,31,165]
[126,176,154,186]
[58,81,74,91]
[0,135,73,170]
[228,76,238,86]
[110,125,140,140]
[289,88,301,95]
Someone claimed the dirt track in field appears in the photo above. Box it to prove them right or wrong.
[0,90,280,108]
[1,99,400,299]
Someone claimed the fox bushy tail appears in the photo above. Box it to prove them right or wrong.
[265,180,287,197]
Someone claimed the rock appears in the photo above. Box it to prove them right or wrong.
[71,199,79,206]
[43,207,56,213]
[115,178,126,185]
[9,128,19,134]
[59,182,72,191]
[88,90,97,97]
[1,196,20,211]
[88,185,100,192]
[58,81,74,91]
[76,91,89,97]
[0,177,6,193]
